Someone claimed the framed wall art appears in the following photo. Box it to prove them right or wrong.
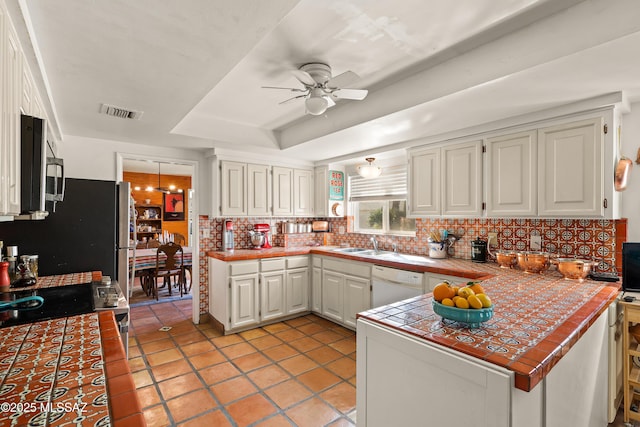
[163,192,185,221]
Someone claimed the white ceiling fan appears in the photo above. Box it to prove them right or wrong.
[263,63,368,115]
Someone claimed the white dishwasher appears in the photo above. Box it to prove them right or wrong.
[371,265,424,308]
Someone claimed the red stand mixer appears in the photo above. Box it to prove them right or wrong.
[250,223,272,249]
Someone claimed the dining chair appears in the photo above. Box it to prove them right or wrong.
[151,242,184,300]
[147,239,161,249]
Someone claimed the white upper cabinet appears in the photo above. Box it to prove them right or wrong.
[294,169,314,216]
[408,147,440,217]
[247,163,271,216]
[272,166,293,216]
[220,161,247,216]
[314,166,328,217]
[538,117,603,217]
[485,130,537,217]
[442,140,483,217]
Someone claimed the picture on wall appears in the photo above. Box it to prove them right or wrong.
[163,192,185,221]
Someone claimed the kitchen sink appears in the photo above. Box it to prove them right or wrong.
[333,247,371,253]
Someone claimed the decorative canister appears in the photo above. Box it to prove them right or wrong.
[428,242,447,259]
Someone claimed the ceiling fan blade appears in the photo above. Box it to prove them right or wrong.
[279,94,306,105]
[326,70,359,89]
[325,96,336,107]
[331,88,368,100]
[292,69,317,87]
[262,86,306,92]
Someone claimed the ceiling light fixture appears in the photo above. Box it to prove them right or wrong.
[357,157,382,179]
[305,88,329,115]
[154,162,173,194]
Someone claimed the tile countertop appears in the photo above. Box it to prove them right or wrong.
[0,311,144,426]
[207,246,620,392]
[11,271,102,291]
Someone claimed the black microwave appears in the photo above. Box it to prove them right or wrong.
[19,115,65,218]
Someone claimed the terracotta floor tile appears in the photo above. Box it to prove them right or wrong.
[253,414,296,427]
[326,357,356,379]
[210,376,257,405]
[188,350,226,370]
[211,334,244,348]
[275,328,305,342]
[239,328,269,340]
[151,359,193,382]
[199,362,241,385]
[136,385,162,409]
[201,328,224,339]
[173,331,208,346]
[278,354,318,376]
[262,322,291,334]
[128,356,146,372]
[158,372,203,401]
[128,345,142,359]
[329,338,356,355]
[225,394,278,427]
[264,379,313,409]
[247,364,291,389]
[220,342,257,359]
[296,323,326,336]
[297,367,341,393]
[286,397,340,427]
[250,335,283,351]
[143,404,171,427]
[233,352,271,373]
[320,382,356,413]
[141,338,175,355]
[146,348,183,367]
[262,344,298,361]
[347,376,356,386]
[165,388,218,423]
[312,330,345,344]
[177,409,231,427]
[181,340,216,357]
[136,330,171,344]
[306,347,343,365]
[326,418,356,427]
[285,317,312,327]
[132,370,154,388]
[289,336,323,353]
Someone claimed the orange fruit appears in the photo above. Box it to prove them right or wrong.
[441,298,454,307]
[476,293,492,308]
[432,282,455,302]
[455,298,470,309]
[467,282,485,295]
[451,286,460,296]
[467,295,483,309]
[458,287,475,298]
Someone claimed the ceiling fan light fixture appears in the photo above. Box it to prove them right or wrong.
[305,94,329,116]
[357,157,382,179]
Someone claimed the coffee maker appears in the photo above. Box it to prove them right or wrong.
[250,223,272,249]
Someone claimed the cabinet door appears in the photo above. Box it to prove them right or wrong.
[294,169,314,216]
[322,270,344,323]
[485,130,537,217]
[260,271,285,321]
[21,56,33,115]
[408,147,440,216]
[442,140,482,216]
[538,118,603,217]
[425,273,467,292]
[247,163,271,216]
[1,19,22,216]
[286,267,309,315]
[220,161,246,216]
[344,275,370,328]
[314,167,328,217]
[312,266,322,314]
[272,166,293,216]
[230,274,259,329]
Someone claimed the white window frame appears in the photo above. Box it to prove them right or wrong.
[352,199,416,236]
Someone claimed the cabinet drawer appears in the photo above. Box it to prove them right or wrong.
[287,256,309,269]
[229,261,259,276]
[261,258,285,272]
[324,257,370,278]
[312,256,322,268]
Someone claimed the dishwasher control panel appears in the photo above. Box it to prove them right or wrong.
[372,265,423,286]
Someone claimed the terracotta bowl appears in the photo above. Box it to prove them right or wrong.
[517,251,551,274]
[554,258,597,281]
[495,251,517,269]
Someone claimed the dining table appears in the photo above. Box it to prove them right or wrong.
[128,246,193,297]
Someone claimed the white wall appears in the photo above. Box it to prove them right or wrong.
[59,135,211,215]
[621,102,640,241]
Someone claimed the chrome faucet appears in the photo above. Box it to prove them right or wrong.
[370,237,379,252]
[392,243,398,253]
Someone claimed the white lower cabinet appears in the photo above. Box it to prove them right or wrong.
[425,272,469,292]
[230,274,260,329]
[286,268,309,315]
[321,257,371,329]
[311,256,322,314]
[260,271,285,321]
[344,276,371,328]
[322,270,345,323]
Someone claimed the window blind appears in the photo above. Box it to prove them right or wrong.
[349,164,407,201]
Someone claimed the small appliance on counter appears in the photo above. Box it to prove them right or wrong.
[222,219,234,251]
[250,224,272,249]
[471,237,488,263]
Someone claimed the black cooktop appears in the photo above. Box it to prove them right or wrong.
[0,282,95,328]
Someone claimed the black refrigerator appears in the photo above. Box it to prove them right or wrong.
[0,178,132,292]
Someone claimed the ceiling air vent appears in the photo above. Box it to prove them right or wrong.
[100,103,143,120]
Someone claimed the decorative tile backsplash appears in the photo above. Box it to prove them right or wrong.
[196,215,626,316]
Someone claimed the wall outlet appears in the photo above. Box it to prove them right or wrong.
[488,232,498,247]
[530,234,542,251]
